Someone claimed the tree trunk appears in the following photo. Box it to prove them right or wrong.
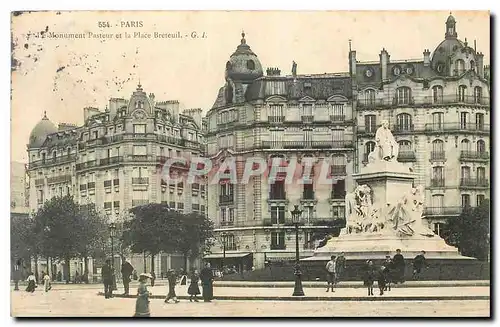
[34,255,39,284]
[83,256,89,283]
[183,253,188,272]
[65,257,71,284]
[46,257,50,277]
[151,253,155,275]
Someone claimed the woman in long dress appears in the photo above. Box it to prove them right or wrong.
[25,272,36,293]
[134,273,152,317]
[188,270,201,302]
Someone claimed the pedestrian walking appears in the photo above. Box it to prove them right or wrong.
[412,250,428,280]
[392,249,406,284]
[121,260,134,295]
[377,266,387,296]
[134,273,152,317]
[382,255,393,291]
[363,260,376,296]
[164,269,180,303]
[188,269,201,302]
[102,259,114,299]
[335,252,346,286]
[43,272,52,292]
[325,255,336,292]
[150,271,156,287]
[13,259,21,291]
[25,272,36,293]
[200,262,214,302]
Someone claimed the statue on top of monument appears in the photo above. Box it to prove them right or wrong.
[371,120,399,162]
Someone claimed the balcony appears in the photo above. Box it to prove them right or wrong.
[270,244,286,250]
[132,177,149,185]
[460,178,489,189]
[301,115,314,123]
[430,178,445,188]
[268,116,285,124]
[331,165,347,176]
[220,220,235,227]
[219,194,234,205]
[423,206,465,217]
[392,124,414,134]
[424,122,490,134]
[34,178,45,186]
[397,151,417,162]
[330,115,347,122]
[29,154,77,169]
[104,180,112,188]
[99,156,123,166]
[302,190,315,201]
[47,175,72,185]
[331,191,346,201]
[357,125,377,135]
[261,140,354,150]
[430,152,446,161]
[459,151,490,161]
[269,193,286,201]
[130,155,149,162]
[75,160,97,171]
[357,94,490,109]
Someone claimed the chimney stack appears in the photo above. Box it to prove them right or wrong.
[379,48,390,81]
[423,49,431,67]
[476,52,484,78]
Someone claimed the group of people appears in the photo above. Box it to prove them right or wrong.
[324,249,429,296]
[24,271,52,293]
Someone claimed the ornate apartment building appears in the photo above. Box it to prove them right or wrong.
[354,14,490,236]
[204,33,356,269]
[26,84,205,277]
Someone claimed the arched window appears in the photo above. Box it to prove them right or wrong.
[365,89,376,105]
[458,85,467,102]
[364,141,375,162]
[470,60,475,71]
[455,59,465,75]
[477,140,486,154]
[474,86,482,104]
[432,85,443,103]
[396,113,412,131]
[246,60,255,70]
[395,87,412,105]
[460,139,471,157]
[432,139,445,160]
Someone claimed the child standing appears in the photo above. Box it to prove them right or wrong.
[134,273,152,317]
[363,260,375,296]
[377,266,387,295]
[188,270,201,302]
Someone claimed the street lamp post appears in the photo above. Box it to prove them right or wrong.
[109,222,117,291]
[291,204,305,296]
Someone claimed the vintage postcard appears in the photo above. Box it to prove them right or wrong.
[10,10,490,318]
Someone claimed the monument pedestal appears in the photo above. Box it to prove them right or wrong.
[300,160,487,280]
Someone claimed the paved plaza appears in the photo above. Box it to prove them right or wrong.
[11,284,490,317]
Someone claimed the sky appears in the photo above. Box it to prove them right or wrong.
[10,10,490,163]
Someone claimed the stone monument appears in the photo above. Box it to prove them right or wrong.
[301,121,486,280]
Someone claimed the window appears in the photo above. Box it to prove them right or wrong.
[270,181,285,200]
[432,85,443,103]
[455,59,465,75]
[220,183,234,197]
[331,179,346,199]
[461,194,471,208]
[432,112,444,129]
[395,87,411,105]
[432,166,444,187]
[398,140,412,153]
[365,89,375,105]
[38,190,44,203]
[396,113,412,131]
[470,60,476,71]
[303,183,314,200]
[477,194,486,206]
[364,115,376,133]
[476,113,484,130]
[133,145,147,156]
[460,139,471,153]
[477,140,486,154]
[303,129,312,145]
[93,131,98,139]
[474,87,482,104]
[269,104,284,122]
[133,124,146,134]
[458,85,467,102]
[431,194,444,212]
[461,166,471,180]
[460,112,469,129]
[270,231,286,250]
[431,140,445,160]
[270,206,285,225]
[247,60,255,70]
[302,104,313,117]
[331,104,345,121]
[434,223,444,237]
[364,141,376,162]
[331,155,346,176]
[332,206,345,220]
[302,206,314,223]
[135,100,144,109]
[477,167,486,183]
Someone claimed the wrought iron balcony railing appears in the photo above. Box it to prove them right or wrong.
[459,151,490,160]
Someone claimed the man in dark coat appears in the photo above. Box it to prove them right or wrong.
[383,255,394,291]
[335,252,346,285]
[200,262,214,302]
[121,260,134,295]
[102,259,114,299]
[412,250,428,279]
[392,249,405,284]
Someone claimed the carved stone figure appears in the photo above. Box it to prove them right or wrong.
[374,120,399,161]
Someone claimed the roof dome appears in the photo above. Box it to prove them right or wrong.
[225,32,263,83]
[28,112,57,148]
[446,14,456,24]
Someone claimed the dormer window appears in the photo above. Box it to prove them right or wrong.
[135,101,144,109]
[246,60,255,70]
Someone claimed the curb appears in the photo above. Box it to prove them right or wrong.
[97,292,490,302]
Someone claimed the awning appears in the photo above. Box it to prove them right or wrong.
[264,253,298,262]
[203,253,252,259]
